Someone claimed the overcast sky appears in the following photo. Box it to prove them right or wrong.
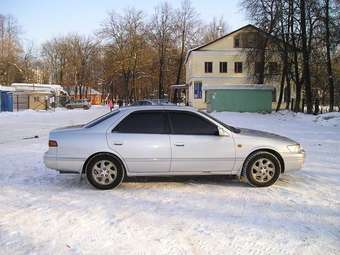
[2,0,248,48]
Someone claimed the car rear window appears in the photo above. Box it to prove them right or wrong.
[85,110,120,128]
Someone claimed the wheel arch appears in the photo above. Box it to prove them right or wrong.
[241,148,285,176]
[82,151,127,175]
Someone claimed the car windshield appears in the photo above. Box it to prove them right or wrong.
[199,111,240,133]
[85,110,120,128]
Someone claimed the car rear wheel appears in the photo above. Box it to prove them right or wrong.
[86,155,124,190]
[244,151,281,187]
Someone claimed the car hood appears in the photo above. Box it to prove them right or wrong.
[238,128,297,144]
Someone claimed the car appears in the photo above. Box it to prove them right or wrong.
[130,100,154,106]
[130,99,175,106]
[44,106,305,189]
[65,99,91,110]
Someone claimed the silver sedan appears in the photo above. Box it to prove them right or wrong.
[44,106,305,189]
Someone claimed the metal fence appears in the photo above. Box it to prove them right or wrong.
[12,94,71,111]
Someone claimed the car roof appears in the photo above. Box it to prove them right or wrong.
[83,105,199,131]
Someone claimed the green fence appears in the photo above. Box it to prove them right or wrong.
[206,89,273,113]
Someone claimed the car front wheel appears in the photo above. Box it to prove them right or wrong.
[86,155,124,190]
[244,151,281,187]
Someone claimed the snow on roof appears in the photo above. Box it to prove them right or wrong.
[0,85,15,92]
[169,84,188,89]
[11,83,67,95]
[205,84,274,90]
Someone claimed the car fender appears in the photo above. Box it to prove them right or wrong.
[82,151,129,176]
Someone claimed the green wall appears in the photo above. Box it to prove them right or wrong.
[206,89,272,113]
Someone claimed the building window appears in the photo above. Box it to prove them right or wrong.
[234,37,240,48]
[219,62,228,73]
[268,62,279,75]
[234,62,243,73]
[194,81,202,99]
[204,62,213,73]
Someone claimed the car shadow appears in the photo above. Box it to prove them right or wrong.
[123,175,248,188]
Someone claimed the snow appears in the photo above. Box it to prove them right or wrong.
[0,106,339,255]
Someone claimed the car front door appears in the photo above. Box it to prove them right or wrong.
[108,110,171,173]
[168,111,235,173]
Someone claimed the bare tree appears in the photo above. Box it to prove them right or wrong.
[41,37,69,84]
[300,0,313,113]
[174,0,200,85]
[0,14,23,85]
[100,8,146,101]
[202,16,229,43]
[41,34,101,97]
[322,0,336,111]
[150,2,175,99]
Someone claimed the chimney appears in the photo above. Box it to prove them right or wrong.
[217,26,223,37]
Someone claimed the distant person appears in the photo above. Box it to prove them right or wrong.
[108,99,113,111]
[118,99,123,107]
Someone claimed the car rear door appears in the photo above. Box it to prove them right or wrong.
[168,111,235,173]
[108,110,171,173]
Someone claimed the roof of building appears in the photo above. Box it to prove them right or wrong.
[184,24,289,64]
[205,84,274,91]
[11,83,67,94]
[0,85,15,92]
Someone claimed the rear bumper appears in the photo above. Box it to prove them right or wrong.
[43,151,58,170]
[43,151,84,173]
[282,150,305,172]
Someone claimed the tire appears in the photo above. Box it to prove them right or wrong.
[243,151,281,187]
[86,155,124,190]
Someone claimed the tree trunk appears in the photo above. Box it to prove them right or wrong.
[158,45,165,99]
[175,30,185,85]
[276,64,287,112]
[324,0,334,111]
[289,0,302,112]
[285,71,291,110]
[75,86,78,99]
[257,48,266,84]
[300,0,313,114]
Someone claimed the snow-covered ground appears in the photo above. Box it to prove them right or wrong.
[0,106,339,255]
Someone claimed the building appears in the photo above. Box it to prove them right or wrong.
[67,87,102,105]
[185,24,291,111]
[0,85,15,112]
[11,83,67,111]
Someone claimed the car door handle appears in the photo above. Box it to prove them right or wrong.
[113,141,123,146]
[174,142,184,147]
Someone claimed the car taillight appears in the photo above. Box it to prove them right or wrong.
[49,140,58,147]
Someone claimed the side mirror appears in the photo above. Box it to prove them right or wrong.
[218,126,229,137]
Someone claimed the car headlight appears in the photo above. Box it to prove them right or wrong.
[287,144,301,153]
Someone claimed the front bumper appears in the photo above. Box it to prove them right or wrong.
[282,150,305,172]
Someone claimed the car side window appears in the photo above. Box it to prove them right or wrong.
[169,111,218,135]
[113,111,169,134]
